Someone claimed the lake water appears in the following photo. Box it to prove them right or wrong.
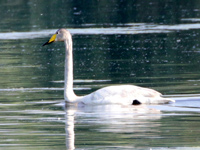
[0,0,200,150]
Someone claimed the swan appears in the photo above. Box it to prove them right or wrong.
[43,28,175,105]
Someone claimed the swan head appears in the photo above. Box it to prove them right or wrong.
[43,28,71,46]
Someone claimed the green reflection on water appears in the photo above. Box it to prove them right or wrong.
[1,0,200,149]
[1,30,200,149]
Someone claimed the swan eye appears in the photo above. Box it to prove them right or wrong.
[56,29,60,34]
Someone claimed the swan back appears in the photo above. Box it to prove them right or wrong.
[80,85,175,105]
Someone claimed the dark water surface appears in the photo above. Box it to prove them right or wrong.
[0,0,200,150]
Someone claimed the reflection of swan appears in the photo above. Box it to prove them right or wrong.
[65,105,76,150]
[64,104,161,149]
[43,28,175,105]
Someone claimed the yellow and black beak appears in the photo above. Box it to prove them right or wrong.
[43,34,57,46]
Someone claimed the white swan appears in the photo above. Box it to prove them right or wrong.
[43,28,175,105]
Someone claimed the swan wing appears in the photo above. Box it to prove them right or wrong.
[81,85,174,105]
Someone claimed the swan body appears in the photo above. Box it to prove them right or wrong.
[43,28,175,105]
[79,85,173,105]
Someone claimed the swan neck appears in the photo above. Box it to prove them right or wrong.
[64,39,79,102]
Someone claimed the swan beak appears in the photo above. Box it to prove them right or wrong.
[43,34,57,46]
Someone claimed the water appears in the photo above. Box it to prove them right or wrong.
[1,0,200,149]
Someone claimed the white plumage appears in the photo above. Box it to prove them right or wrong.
[80,85,173,105]
[43,28,175,105]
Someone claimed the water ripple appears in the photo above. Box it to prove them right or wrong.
[1,23,200,39]
[0,87,89,92]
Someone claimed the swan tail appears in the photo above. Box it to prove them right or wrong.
[151,97,175,104]
[134,97,175,104]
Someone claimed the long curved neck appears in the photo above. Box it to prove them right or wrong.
[64,38,79,103]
